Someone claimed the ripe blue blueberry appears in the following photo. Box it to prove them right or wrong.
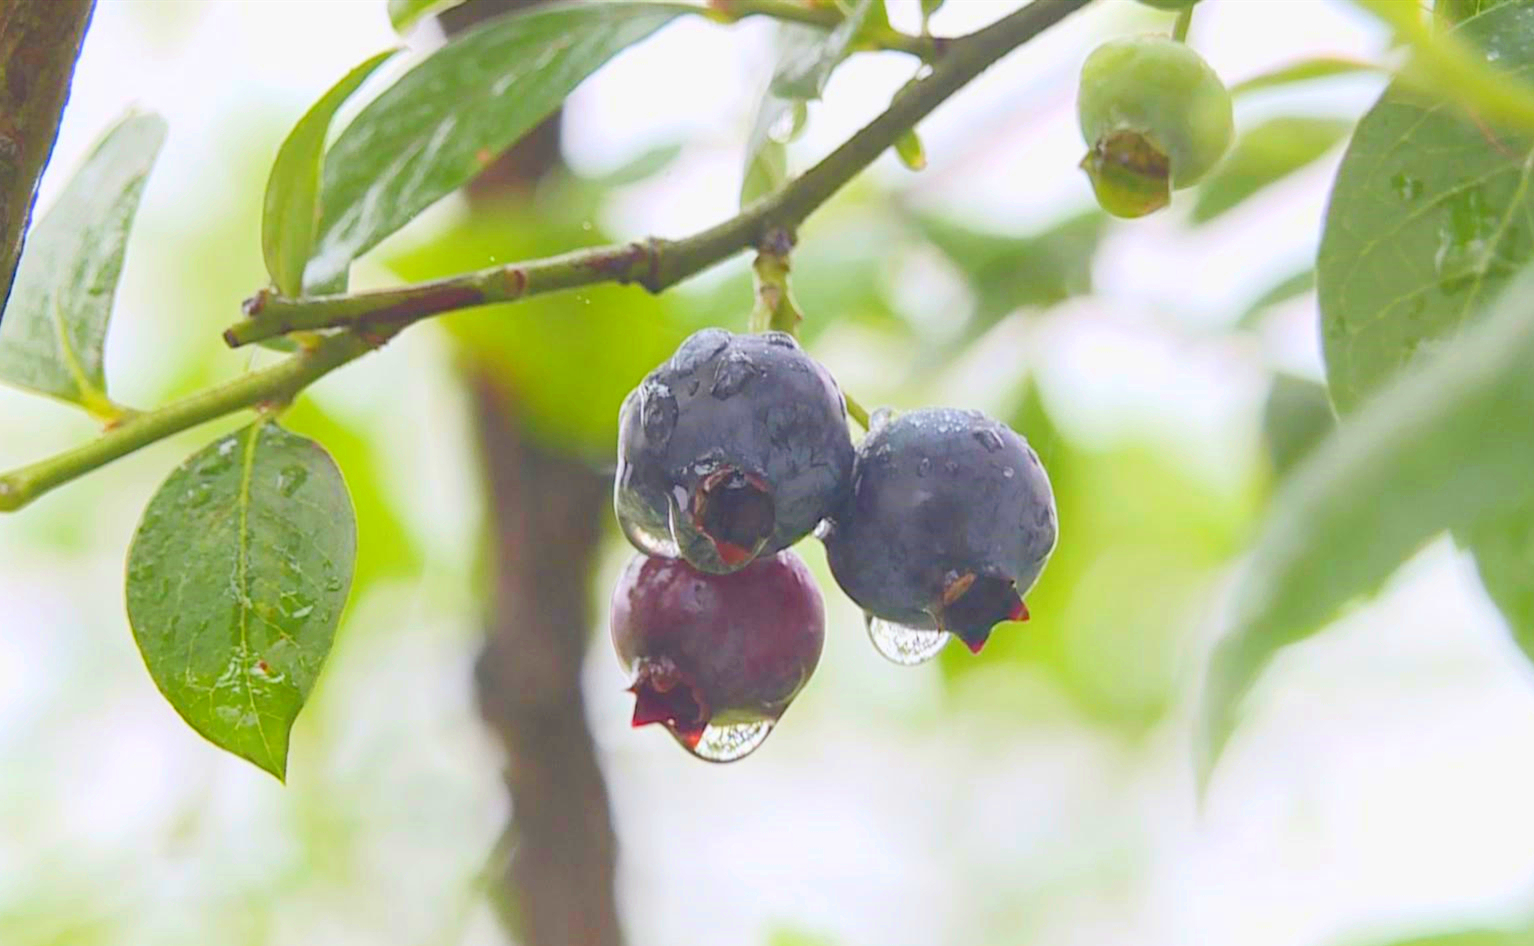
[823,408,1057,656]
[615,329,855,573]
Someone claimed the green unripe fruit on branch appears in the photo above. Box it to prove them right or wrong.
[1077,35,1233,218]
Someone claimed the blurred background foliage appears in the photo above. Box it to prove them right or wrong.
[5,2,1534,946]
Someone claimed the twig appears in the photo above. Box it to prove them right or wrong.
[0,0,1092,512]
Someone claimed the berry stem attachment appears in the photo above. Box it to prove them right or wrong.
[843,392,871,431]
[1171,5,1193,43]
[0,0,1093,514]
[749,228,803,335]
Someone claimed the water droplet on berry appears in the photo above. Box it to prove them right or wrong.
[866,614,949,665]
[671,329,730,375]
[813,519,833,540]
[1003,466,1015,479]
[869,407,897,432]
[676,718,774,762]
[711,350,756,399]
[973,428,1004,452]
[640,383,676,447]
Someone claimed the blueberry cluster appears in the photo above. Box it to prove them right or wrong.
[610,329,1057,760]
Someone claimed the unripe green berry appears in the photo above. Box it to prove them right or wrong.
[1077,36,1233,218]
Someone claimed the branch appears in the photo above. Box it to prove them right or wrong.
[226,0,1091,346]
[0,0,1091,513]
[0,0,95,323]
[0,331,375,511]
[707,0,941,61]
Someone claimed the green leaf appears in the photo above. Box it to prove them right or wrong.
[1236,267,1314,328]
[1228,57,1381,97]
[388,0,467,33]
[1468,505,1534,661]
[307,2,680,291]
[909,208,1106,329]
[770,0,876,101]
[1190,116,1352,223]
[894,128,926,171]
[0,112,165,417]
[262,50,395,297]
[1319,3,1534,412]
[1261,373,1335,479]
[1198,265,1534,783]
[1315,2,1534,672]
[742,92,793,206]
[1436,0,1516,27]
[126,421,357,780]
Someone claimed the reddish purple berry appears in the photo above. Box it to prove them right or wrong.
[615,329,855,573]
[609,549,825,761]
[824,408,1056,658]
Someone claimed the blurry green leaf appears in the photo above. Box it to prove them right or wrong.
[1199,265,1534,784]
[1468,506,1534,661]
[263,50,395,297]
[386,194,693,457]
[770,0,876,100]
[1229,57,1381,97]
[1190,116,1352,223]
[910,208,1106,329]
[309,2,681,289]
[1236,267,1314,328]
[1347,924,1534,946]
[1262,373,1335,479]
[1316,1,1534,672]
[126,422,357,780]
[767,928,840,946]
[388,0,467,33]
[1436,0,1515,26]
[589,142,683,188]
[0,112,165,416]
[894,128,926,170]
[742,105,790,206]
[282,398,420,595]
[743,24,819,208]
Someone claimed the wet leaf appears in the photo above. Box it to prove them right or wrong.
[308,2,680,290]
[0,112,165,416]
[1318,5,1534,411]
[1191,116,1352,223]
[1199,265,1534,784]
[262,50,395,296]
[1316,1,1534,683]
[126,422,356,780]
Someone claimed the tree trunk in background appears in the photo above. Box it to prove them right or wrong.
[0,0,95,323]
[438,2,622,945]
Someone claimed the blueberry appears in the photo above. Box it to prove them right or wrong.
[609,550,825,760]
[823,408,1057,654]
[615,329,855,573]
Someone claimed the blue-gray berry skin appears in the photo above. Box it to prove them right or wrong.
[615,329,855,573]
[823,408,1057,652]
